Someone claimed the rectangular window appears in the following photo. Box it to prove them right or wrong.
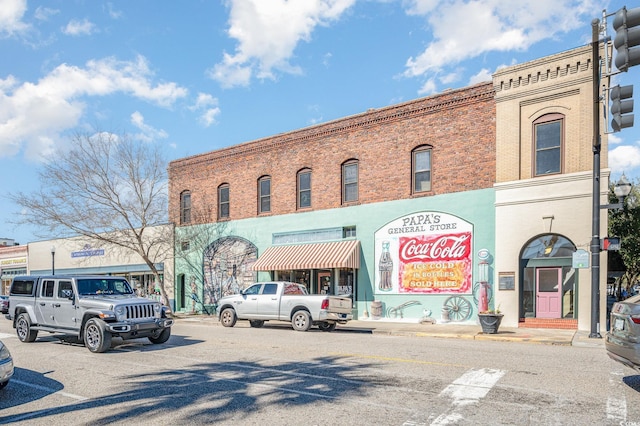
[218,186,229,219]
[343,226,356,238]
[42,280,54,298]
[259,178,271,213]
[298,171,311,208]
[58,281,73,298]
[180,192,191,224]
[413,149,431,193]
[343,163,358,203]
[535,121,561,176]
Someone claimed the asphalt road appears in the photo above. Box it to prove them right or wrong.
[0,318,638,425]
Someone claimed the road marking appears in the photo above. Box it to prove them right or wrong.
[10,379,89,401]
[330,352,469,368]
[607,369,627,422]
[431,368,505,425]
[0,332,14,339]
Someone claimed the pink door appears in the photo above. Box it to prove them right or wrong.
[536,268,562,318]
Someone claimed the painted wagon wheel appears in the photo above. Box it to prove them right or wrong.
[443,296,472,322]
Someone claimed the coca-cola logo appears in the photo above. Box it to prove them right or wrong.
[399,233,471,262]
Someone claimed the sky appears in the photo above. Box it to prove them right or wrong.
[1,0,639,245]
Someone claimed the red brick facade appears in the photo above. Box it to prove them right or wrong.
[168,82,496,226]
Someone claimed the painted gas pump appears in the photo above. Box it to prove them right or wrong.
[476,249,491,312]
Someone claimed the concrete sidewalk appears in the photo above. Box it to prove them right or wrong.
[172,313,605,348]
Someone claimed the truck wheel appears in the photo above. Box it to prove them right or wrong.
[84,318,112,353]
[249,320,264,328]
[16,313,38,343]
[292,310,311,332]
[220,308,237,327]
[318,322,336,332]
[148,328,171,344]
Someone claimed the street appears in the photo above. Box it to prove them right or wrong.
[0,318,638,425]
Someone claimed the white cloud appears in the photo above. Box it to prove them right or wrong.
[608,133,623,145]
[0,0,30,36]
[403,0,594,79]
[469,68,493,85]
[609,144,640,175]
[190,93,221,127]
[34,6,59,22]
[417,78,437,95]
[130,111,168,142]
[210,0,356,88]
[62,18,96,36]
[104,3,122,19]
[0,56,187,161]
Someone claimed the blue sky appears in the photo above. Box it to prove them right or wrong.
[1,0,639,245]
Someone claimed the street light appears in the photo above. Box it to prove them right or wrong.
[51,246,56,275]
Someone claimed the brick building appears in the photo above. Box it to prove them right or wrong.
[168,44,611,331]
[169,82,496,321]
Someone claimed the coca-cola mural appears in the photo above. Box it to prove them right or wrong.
[375,212,473,294]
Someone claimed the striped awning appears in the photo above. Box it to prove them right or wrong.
[252,240,360,271]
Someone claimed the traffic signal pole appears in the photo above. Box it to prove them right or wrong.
[590,18,603,338]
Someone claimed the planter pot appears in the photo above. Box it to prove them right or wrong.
[478,313,503,334]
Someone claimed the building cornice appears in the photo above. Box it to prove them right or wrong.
[170,82,495,172]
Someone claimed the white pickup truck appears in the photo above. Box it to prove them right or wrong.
[216,281,353,332]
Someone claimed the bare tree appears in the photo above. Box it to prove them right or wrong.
[10,131,173,304]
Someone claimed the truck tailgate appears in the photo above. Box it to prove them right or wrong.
[327,296,352,314]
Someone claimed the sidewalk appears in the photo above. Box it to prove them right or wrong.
[171,314,605,348]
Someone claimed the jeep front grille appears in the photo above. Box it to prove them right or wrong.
[125,304,155,320]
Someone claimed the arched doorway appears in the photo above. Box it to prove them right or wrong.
[520,234,577,320]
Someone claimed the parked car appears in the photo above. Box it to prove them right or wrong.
[0,340,13,389]
[0,296,8,314]
[217,281,353,331]
[606,294,640,372]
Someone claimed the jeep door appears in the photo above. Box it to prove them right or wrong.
[54,280,77,330]
[35,279,56,325]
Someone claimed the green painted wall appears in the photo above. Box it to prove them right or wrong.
[175,188,495,323]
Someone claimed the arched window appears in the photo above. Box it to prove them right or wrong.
[342,159,358,203]
[180,190,191,224]
[218,184,229,219]
[533,113,564,176]
[412,145,432,193]
[297,168,311,209]
[258,176,271,213]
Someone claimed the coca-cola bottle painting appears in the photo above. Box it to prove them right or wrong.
[378,241,393,291]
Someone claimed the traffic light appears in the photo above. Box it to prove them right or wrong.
[610,84,634,132]
[613,6,640,72]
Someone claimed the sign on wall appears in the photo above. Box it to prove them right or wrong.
[374,212,473,294]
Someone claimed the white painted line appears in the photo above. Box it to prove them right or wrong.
[440,368,506,406]
[606,369,627,423]
[0,332,14,339]
[11,379,89,401]
[431,368,505,425]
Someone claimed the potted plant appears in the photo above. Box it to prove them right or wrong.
[478,305,503,334]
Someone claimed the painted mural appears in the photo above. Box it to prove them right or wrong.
[374,212,473,295]
[202,237,257,305]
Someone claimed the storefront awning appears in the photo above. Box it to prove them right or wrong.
[252,240,360,271]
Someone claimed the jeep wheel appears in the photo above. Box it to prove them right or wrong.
[249,320,264,328]
[220,308,237,327]
[292,310,311,331]
[84,318,112,353]
[16,313,38,343]
[148,328,171,344]
[318,322,336,332]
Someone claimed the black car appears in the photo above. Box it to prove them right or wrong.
[606,294,640,372]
